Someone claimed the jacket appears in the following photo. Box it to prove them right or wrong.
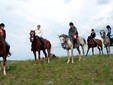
[68,27,78,37]
[91,32,96,38]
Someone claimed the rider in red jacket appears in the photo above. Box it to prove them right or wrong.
[0,23,11,56]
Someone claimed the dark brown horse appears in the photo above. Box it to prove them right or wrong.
[30,30,51,64]
[0,36,7,75]
[86,36,103,56]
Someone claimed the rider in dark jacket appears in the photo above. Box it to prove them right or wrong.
[106,25,111,39]
[68,22,78,47]
[90,29,97,45]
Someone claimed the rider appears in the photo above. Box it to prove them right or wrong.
[0,23,11,56]
[68,22,79,47]
[34,25,45,48]
[106,25,111,39]
[90,29,97,46]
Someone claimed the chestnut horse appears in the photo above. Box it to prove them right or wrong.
[86,36,103,56]
[0,36,7,75]
[30,30,51,64]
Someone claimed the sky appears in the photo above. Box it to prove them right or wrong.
[0,0,113,60]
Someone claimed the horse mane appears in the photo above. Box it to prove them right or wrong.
[59,34,69,38]
[87,36,91,44]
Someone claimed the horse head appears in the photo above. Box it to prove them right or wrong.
[100,30,106,38]
[30,30,35,42]
[59,34,69,44]
[59,34,71,49]
[87,36,94,45]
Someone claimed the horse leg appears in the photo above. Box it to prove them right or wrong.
[47,49,51,63]
[3,56,6,76]
[92,47,94,56]
[33,51,37,64]
[107,46,110,57]
[97,46,101,55]
[67,50,70,63]
[81,45,85,55]
[38,50,41,63]
[0,61,1,71]
[105,46,109,57]
[101,45,103,55]
[81,45,85,60]
[77,47,81,61]
[42,49,47,59]
[71,48,74,63]
[86,47,90,56]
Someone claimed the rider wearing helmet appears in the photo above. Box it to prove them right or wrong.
[68,22,79,47]
[106,25,111,39]
[90,29,97,45]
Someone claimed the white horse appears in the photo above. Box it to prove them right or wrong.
[59,34,86,63]
[100,30,110,57]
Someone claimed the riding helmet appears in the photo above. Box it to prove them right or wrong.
[0,23,5,27]
[106,25,111,29]
[91,29,94,31]
[69,22,74,26]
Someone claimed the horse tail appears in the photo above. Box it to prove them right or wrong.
[83,38,86,45]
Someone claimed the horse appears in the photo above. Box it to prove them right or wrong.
[86,36,103,56]
[59,34,86,63]
[0,36,8,75]
[30,30,51,64]
[100,30,111,57]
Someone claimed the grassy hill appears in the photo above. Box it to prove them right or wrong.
[0,55,113,85]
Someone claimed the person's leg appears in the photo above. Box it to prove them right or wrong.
[40,37,45,48]
[5,41,11,56]
[93,38,97,46]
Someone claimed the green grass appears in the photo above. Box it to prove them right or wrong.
[0,55,113,85]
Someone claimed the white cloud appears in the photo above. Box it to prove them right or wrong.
[0,0,113,60]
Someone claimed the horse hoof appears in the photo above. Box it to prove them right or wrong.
[83,58,86,60]
[4,71,6,76]
[67,62,69,64]
[79,59,81,61]
[35,62,38,65]
[72,61,74,63]
[67,60,70,63]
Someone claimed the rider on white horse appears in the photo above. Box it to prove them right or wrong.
[68,22,79,48]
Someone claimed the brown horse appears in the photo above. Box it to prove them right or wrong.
[0,36,7,75]
[30,30,51,64]
[86,36,103,56]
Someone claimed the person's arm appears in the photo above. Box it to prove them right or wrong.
[75,27,78,35]
[3,30,6,40]
[94,33,96,37]
[68,28,73,36]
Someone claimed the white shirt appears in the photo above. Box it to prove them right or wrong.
[35,29,43,37]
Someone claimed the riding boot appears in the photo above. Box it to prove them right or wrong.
[73,39,77,48]
[40,37,45,48]
[94,41,97,46]
[5,41,12,57]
